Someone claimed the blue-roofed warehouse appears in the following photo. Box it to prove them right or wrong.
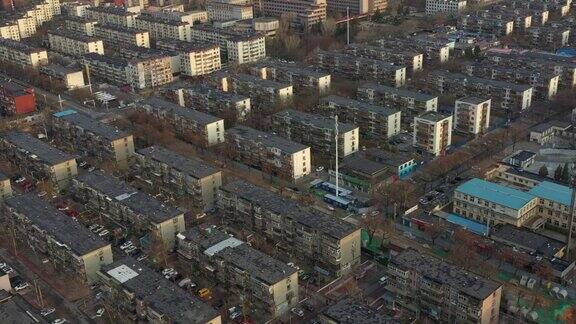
[455,178,536,210]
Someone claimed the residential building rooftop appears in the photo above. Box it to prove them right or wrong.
[227,125,308,154]
[343,156,388,177]
[40,64,82,77]
[2,132,75,165]
[274,109,357,133]
[0,291,48,324]
[455,178,535,210]
[137,13,189,26]
[492,224,564,258]
[417,111,451,122]
[322,297,397,324]
[360,82,437,101]
[144,97,222,126]
[48,29,102,43]
[156,38,219,52]
[233,73,291,90]
[365,148,415,167]
[53,109,129,141]
[5,194,109,256]
[458,96,489,105]
[137,146,219,179]
[96,23,148,34]
[431,71,533,92]
[87,6,138,16]
[529,181,572,206]
[321,95,400,117]
[0,37,46,54]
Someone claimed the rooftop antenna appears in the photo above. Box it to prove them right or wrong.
[335,114,339,198]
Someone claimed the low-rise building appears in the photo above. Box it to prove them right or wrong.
[94,24,150,48]
[190,25,266,64]
[5,194,113,283]
[387,249,502,323]
[453,97,490,135]
[226,126,311,180]
[73,171,186,250]
[156,39,221,76]
[259,0,326,30]
[425,0,466,15]
[0,81,35,116]
[135,13,191,41]
[206,0,254,21]
[48,29,104,56]
[492,224,565,259]
[505,150,536,170]
[272,109,359,158]
[413,112,452,156]
[218,180,361,278]
[365,148,416,178]
[39,64,86,90]
[97,258,221,323]
[345,44,424,73]
[213,72,292,107]
[177,226,298,317]
[251,60,331,94]
[64,16,98,36]
[316,50,406,87]
[140,97,225,147]
[529,121,572,144]
[320,95,401,140]
[1,132,77,189]
[0,37,48,67]
[357,83,438,112]
[52,109,135,169]
[134,146,222,210]
[0,172,12,201]
[86,6,138,28]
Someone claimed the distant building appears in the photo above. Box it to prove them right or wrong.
[135,12,191,41]
[320,297,396,323]
[0,81,36,116]
[48,29,105,56]
[251,60,331,94]
[212,72,293,107]
[86,6,139,28]
[357,83,438,112]
[425,0,466,15]
[0,172,12,201]
[259,0,326,30]
[189,25,265,64]
[0,38,48,68]
[206,0,253,21]
[505,150,536,169]
[453,97,490,135]
[413,112,452,156]
[64,16,98,36]
[94,24,151,48]
[326,0,387,15]
[40,64,86,90]
[346,44,424,73]
[156,39,221,76]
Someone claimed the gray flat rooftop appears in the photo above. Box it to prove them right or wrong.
[431,70,533,92]
[232,73,291,90]
[492,224,564,259]
[53,109,130,141]
[317,50,405,71]
[255,59,330,78]
[457,96,490,105]
[322,297,397,324]
[5,194,109,256]
[274,109,357,133]
[48,29,102,43]
[365,148,415,167]
[74,171,183,224]
[417,111,450,122]
[40,63,82,77]
[87,6,138,16]
[143,97,222,126]
[321,95,400,117]
[0,37,46,54]
[0,292,48,324]
[181,84,248,102]
[2,132,75,165]
[100,257,219,323]
[392,249,501,300]
[359,83,437,101]
[95,23,148,34]
[156,38,219,52]
[137,13,188,26]
[343,156,388,176]
[227,125,308,154]
[137,146,219,179]
[222,180,359,240]
[82,53,128,68]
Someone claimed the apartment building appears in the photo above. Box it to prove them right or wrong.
[0,172,12,201]
[260,0,327,30]
[140,97,225,147]
[0,81,35,116]
[177,226,299,317]
[425,0,466,15]
[86,6,138,28]
[377,37,451,63]
[2,14,37,39]
[61,1,91,17]
[226,126,311,180]
[413,112,452,156]
[5,194,113,283]
[48,29,104,56]
[358,83,438,112]
[171,83,251,121]
[464,62,559,100]
[206,0,254,21]
[316,50,406,87]
[134,146,222,210]
[156,39,221,76]
[524,24,571,50]
[427,71,533,111]
[73,171,186,250]
[326,0,387,15]
[94,24,150,48]
[190,25,266,64]
[272,109,359,158]
[320,95,401,140]
[0,21,21,41]
[98,258,221,323]
[213,72,293,107]
[459,15,515,36]
[453,97,491,135]
[52,109,135,169]
[64,16,98,36]
[218,180,361,278]
[1,132,77,189]
[0,38,48,67]
[387,249,502,323]
[320,297,394,323]
[251,60,331,94]
[135,13,191,41]
[345,44,424,73]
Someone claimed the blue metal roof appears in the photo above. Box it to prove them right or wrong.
[53,109,77,117]
[447,213,488,236]
[529,181,572,206]
[455,178,535,210]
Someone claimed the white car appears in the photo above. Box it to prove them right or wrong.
[291,307,304,317]
[98,230,109,237]
[162,268,175,276]
[15,177,26,183]
[230,311,242,320]
[315,166,324,172]
[165,271,178,280]
[41,308,55,317]
[52,319,67,324]
[124,246,136,254]
[95,308,105,317]
[14,282,30,291]
[120,241,133,250]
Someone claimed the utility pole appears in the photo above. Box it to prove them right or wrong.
[334,114,339,197]
[567,168,576,257]
[84,63,93,95]
[57,94,64,110]
[346,7,350,45]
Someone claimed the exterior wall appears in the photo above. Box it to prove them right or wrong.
[454,99,491,135]
[183,47,221,76]
[81,245,114,283]
[111,135,135,169]
[0,179,12,200]
[480,286,502,324]
[157,214,185,250]
[291,147,312,180]
[206,1,253,21]
[326,0,387,15]
[0,23,21,41]
[65,19,98,36]
[425,0,466,15]
[52,160,78,188]
[205,120,225,146]
[48,32,104,56]
[94,25,150,48]
[226,37,266,64]
[0,42,48,67]
[339,229,362,276]
[64,70,86,89]
[413,115,452,156]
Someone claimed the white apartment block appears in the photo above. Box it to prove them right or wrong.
[453,97,491,135]
[65,16,98,36]
[22,0,61,26]
[62,1,92,17]
[425,0,466,15]
[86,6,139,28]
[0,38,48,67]
[14,16,38,39]
[206,0,254,21]
[326,0,387,15]
[48,30,104,56]
[94,24,150,48]
[190,25,266,64]
[260,0,327,29]
[0,22,21,41]
[156,39,221,76]
[413,111,452,156]
[40,64,86,90]
[135,13,191,41]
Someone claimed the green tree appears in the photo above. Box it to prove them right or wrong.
[538,166,549,177]
[554,165,564,181]
[562,162,571,183]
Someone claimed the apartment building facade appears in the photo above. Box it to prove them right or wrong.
[453,97,491,135]
[171,84,251,121]
[86,6,138,28]
[459,15,514,36]
[94,24,150,48]
[524,24,571,50]
[1,132,77,189]
[251,60,331,94]
[377,37,450,63]
[345,44,424,73]
[64,16,98,36]
[0,21,21,41]
[156,39,221,76]
[98,258,221,323]
[52,109,135,169]
[134,146,222,211]
[0,38,48,67]
[226,126,311,180]
[326,0,387,15]
[272,109,359,158]
[413,112,452,156]
[177,226,299,317]
[189,25,266,64]
[0,81,36,116]
[213,72,293,107]
[5,194,113,283]
[218,180,361,278]
[48,29,104,56]
[320,95,401,140]
[260,0,327,30]
[425,0,466,15]
[73,171,186,251]
[387,249,502,323]
[358,83,438,112]
[135,13,191,41]
[206,0,253,21]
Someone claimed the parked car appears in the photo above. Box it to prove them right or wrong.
[52,319,67,324]
[14,282,30,291]
[120,241,133,250]
[291,308,304,317]
[41,308,55,317]
[94,308,104,317]
[136,254,148,262]
[197,288,211,300]
[98,230,109,237]
[162,268,175,276]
